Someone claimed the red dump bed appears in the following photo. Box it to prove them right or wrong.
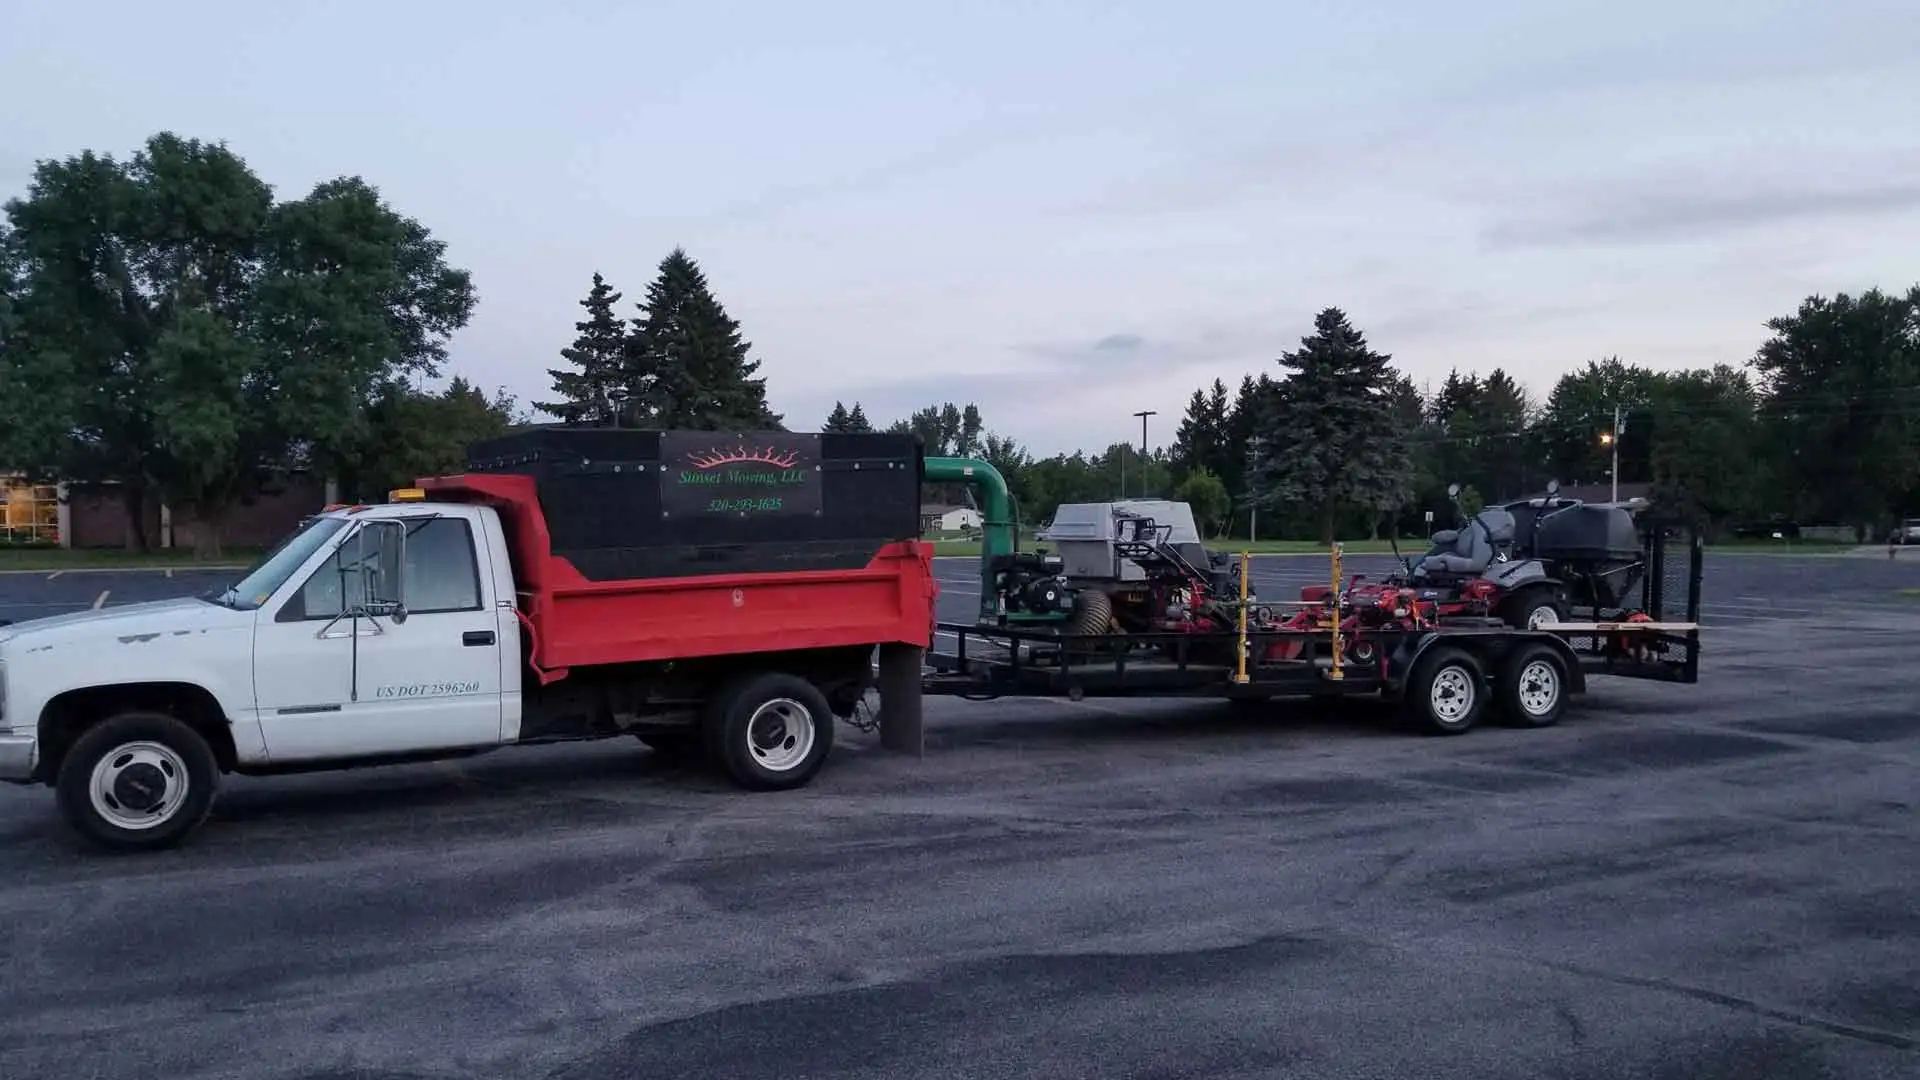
[418,473,938,681]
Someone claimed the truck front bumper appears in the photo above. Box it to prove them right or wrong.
[0,735,38,783]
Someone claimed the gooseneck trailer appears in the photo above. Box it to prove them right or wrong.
[0,429,1701,851]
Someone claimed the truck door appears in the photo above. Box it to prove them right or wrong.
[252,513,505,762]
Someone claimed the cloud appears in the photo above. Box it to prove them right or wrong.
[1486,181,1920,249]
[1013,323,1278,372]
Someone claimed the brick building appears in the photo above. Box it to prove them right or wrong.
[4,474,328,551]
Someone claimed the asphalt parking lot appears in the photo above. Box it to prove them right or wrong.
[2,554,1918,1079]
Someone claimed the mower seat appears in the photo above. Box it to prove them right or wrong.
[1416,526,1494,577]
[1413,508,1516,580]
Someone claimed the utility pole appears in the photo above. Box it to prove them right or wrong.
[1132,410,1157,498]
[1245,434,1267,543]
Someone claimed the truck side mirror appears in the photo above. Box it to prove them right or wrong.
[347,520,409,624]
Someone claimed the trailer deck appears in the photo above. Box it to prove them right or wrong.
[921,522,1704,731]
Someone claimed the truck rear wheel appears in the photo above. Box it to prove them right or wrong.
[703,673,835,791]
[54,711,220,852]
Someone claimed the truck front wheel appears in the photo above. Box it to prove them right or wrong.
[703,673,835,791]
[54,711,220,852]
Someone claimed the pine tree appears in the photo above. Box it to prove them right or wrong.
[1247,307,1413,543]
[1171,378,1232,483]
[535,273,629,425]
[1223,373,1280,510]
[626,248,782,431]
[823,400,876,433]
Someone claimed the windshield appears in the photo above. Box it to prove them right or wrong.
[206,515,349,610]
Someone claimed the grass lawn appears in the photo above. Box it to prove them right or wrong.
[0,547,256,573]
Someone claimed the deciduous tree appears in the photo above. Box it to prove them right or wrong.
[341,376,523,500]
[0,132,476,554]
[1749,288,1920,532]
[1649,365,1761,529]
[1173,468,1231,536]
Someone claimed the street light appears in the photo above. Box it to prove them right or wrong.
[1599,404,1623,503]
[1132,410,1157,498]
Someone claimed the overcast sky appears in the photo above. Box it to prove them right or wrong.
[4,0,1916,455]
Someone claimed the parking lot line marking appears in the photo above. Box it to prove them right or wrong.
[165,568,173,579]
[46,570,63,581]
[93,590,110,610]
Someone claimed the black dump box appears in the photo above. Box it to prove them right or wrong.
[1507,501,1644,562]
[465,427,925,581]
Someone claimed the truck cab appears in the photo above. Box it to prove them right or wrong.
[0,497,525,844]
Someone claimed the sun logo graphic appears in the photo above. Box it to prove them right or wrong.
[684,444,802,470]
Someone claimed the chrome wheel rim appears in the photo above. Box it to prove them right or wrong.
[747,698,816,772]
[1527,605,1561,629]
[1517,659,1560,716]
[1430,666,1476,725]
[89,741,189,831]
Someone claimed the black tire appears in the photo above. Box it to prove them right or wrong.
[1502,588,1568,630]
[1403,645,1488,736]
[702,672,835,791]
[1495,643,1570,728]
[1067,589,1114,637]
[54,711,220,853]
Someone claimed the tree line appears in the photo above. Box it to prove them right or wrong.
[7,131,1917,553]
[0,132,784,555]
[818,298,1920,543]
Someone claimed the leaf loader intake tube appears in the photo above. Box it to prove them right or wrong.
[922,456,1013,623]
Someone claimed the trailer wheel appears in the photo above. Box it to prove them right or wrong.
[54,711,220,853]
[1495,643,1569,728]
[1405,646,1487,736]
[1503,589,1567,630]
[703,673,835,791]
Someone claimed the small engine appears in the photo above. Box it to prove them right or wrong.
[988,550,1078,621]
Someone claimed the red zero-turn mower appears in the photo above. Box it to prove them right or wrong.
[1285,481,1655,636]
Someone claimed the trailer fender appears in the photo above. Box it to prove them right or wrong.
[1384,631,1585,700]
